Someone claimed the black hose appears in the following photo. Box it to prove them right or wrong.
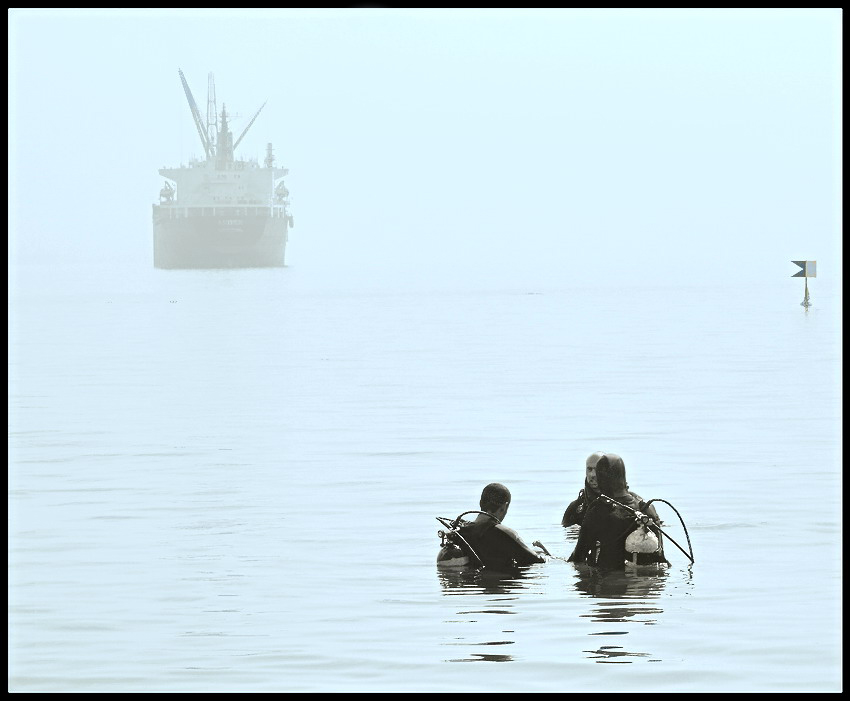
[449,510,501,528]
[596,494,694,564]
[435,511,501,568]
[645,499,695,564]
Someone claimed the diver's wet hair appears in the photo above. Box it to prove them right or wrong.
[595,454,627,496]
[480,482,511,512]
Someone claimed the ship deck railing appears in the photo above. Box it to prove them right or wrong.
[154,205,288,218]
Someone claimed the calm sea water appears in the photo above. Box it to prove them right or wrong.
[8,264,842,692]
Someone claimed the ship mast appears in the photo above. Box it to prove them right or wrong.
[216,104,234,167]
[178,69,268,166]
[205,72,218,154]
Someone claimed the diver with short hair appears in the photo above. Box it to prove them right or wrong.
[438,483,546,572]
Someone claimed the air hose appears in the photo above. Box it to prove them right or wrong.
[644,498,695,564]
[436,511,501,568]
[597,494,695,564]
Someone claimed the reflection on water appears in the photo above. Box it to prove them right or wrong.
[437,567,539,662]
[585,645,653,663]
[438,567,536,596]
[573,566,669,664]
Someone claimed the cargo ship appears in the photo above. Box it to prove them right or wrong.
[152,70,293,269]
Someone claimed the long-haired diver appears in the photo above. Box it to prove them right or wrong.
[562,451,660,527]
[567,454,670,570]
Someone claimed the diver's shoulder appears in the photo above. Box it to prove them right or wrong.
[493,522,521,540]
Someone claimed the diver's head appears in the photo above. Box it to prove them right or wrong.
[480,482,511,520]
[585,451,605,491]
[595,454,628,497]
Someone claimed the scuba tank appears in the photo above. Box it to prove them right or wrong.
[436,539,471,568]
[624,516,664,568]
[435,511,495,569]
[593,493,694,567]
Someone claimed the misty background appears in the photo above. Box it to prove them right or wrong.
[8,8,841,291]
[7,10,842,691]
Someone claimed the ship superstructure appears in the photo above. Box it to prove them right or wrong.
[152,69,293,268]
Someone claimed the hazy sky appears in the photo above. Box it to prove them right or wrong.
[8,8,842,288]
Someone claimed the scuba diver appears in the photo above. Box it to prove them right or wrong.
[568,454,670,570]
[562,451,660,527]
[437,483,546,573]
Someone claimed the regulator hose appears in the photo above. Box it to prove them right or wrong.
[644,498,695,564]
[597,494,695,565]
[436,511,501,568]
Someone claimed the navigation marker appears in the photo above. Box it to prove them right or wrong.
[791,261,816,308]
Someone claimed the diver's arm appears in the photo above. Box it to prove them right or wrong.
[495,524,545,564]
[567,524,589,563]
[568,507,600,563]
[561,490,584,526]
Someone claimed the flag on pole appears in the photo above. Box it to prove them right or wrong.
[791,261,816,278]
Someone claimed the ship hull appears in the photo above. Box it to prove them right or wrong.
[152,206,289,269]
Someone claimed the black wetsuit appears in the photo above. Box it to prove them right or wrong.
[568,497,665,570]
[563,483,659,527]
[562,483,600,526]
[457,519,544,572]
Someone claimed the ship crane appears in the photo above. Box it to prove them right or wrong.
[178,69,268,161]
[233,101,266,151]
[178,69,268,164]
[179,68,214,159]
